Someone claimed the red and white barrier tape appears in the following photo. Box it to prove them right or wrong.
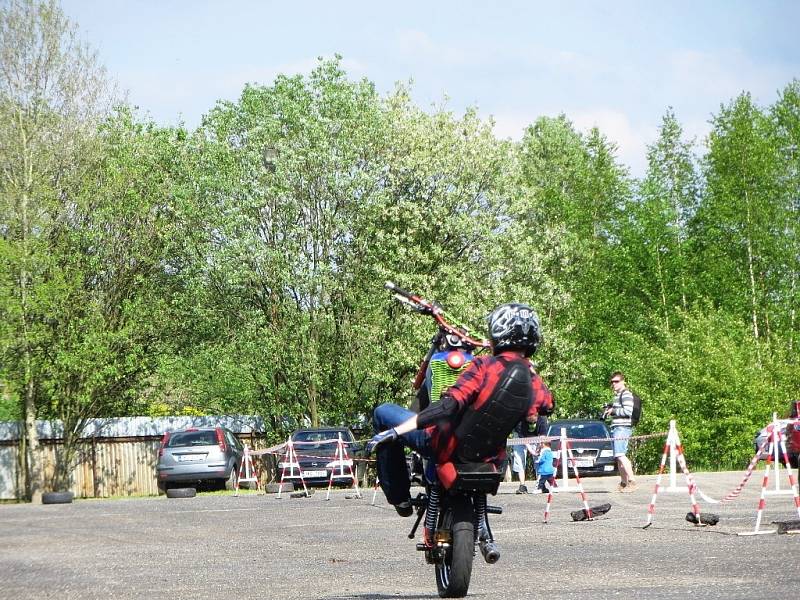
[508,431,668,446]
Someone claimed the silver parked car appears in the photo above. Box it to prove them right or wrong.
[156,427,244,492]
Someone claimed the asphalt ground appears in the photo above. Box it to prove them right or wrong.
[1,470,798,600]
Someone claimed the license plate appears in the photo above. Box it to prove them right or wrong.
[573,459,594,468]
[301,470,327,478]
[177,454,206,462]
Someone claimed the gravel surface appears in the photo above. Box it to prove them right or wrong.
[1,470,798,599]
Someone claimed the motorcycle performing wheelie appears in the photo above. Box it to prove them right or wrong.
[368,282,552,598]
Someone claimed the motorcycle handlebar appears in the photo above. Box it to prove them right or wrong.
[384,280,412,299]
[385,280,491,349]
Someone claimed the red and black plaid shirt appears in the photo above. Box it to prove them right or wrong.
[428,351,553,467]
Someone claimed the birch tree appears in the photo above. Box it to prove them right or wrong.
[694,93,783,360]
[0,0,113,500]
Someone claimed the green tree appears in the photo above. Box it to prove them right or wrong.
[514,117,633,415]
[171,59,392,431]
[692,93,784,358]
[33,110,190,489]
[0,0,114,499]
[632,109,700,331]
[626,308,783,472]
[770,80,800,353]
[510,116,592,398]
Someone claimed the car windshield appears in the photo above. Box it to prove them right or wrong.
[549,423,609,439]
[168,431,217,447]
[292,431,351,450]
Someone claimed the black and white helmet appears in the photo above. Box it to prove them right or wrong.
[487,303,541,356]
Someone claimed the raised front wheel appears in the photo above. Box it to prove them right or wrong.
[435,498,474,598]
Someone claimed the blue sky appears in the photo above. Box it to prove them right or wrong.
[60,1,799,176]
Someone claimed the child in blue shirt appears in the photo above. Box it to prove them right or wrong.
[535,439,556,493]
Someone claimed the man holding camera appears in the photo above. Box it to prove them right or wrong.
[603,371,637,492]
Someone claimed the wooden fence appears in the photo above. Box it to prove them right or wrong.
[0,433,278,500]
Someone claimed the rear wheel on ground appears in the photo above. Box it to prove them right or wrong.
[435,497,474,598]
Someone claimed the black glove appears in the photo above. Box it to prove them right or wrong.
[366,428,399,454]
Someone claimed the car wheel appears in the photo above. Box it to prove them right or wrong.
[42,491,74,505]
[225,465,239,491]
[166,487,196,499]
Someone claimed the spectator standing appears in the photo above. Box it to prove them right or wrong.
[534,439,556,493]
[510,424,529,494]
[604,371,637,492]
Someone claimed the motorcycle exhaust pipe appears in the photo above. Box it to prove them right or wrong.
[479,541,500,564]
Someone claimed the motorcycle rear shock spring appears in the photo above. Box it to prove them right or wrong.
[474,493,491,541]
[425,486,441,536]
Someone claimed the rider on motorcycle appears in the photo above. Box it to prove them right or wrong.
[368,303,554,538]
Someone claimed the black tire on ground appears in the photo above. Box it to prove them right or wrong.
[166,487,196,499]
[225,465,239,491]
[571,502,612,521]
[435,496,474,598]
[265,482,294,494]
[42,491,74,505]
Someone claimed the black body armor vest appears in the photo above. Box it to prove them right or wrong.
[452,359,533,463]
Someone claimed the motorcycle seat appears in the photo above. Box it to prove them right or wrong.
[437,461,502,494]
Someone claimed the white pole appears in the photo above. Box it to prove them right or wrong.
[668,420,678,490]
[771,413,783,492]
[559,427,571,491]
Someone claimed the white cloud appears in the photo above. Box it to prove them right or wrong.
[571,109,656,176]
[667,49,791,106]
[393,28,497,68]
[490,107,657,177]
[119,56,369,127]
[395,29,437,57]
[489,110,537,141]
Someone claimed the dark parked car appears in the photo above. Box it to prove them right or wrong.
[546,419,617,476]
[156,427,244,492]
[278,427,362,486]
